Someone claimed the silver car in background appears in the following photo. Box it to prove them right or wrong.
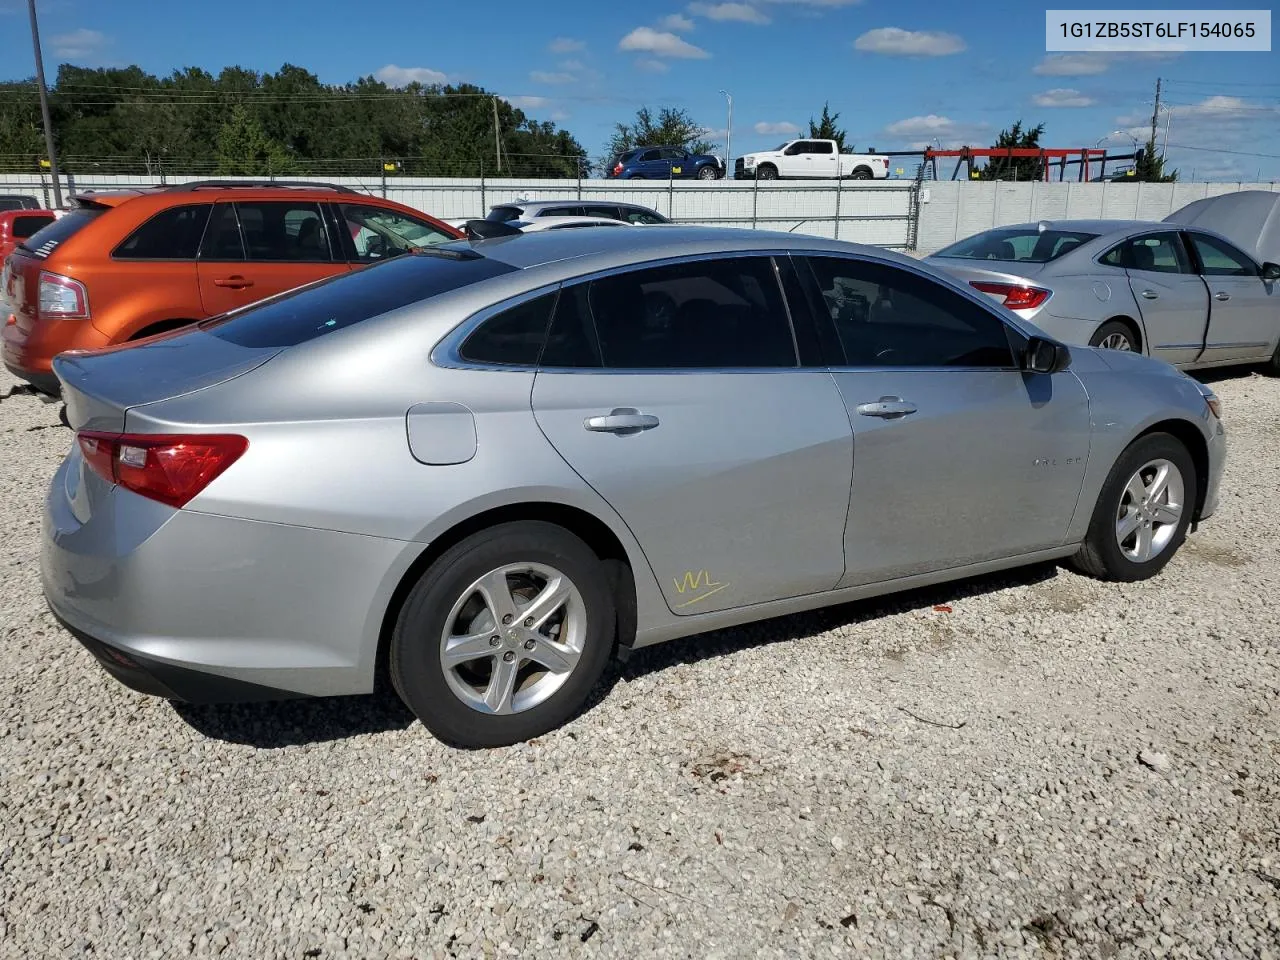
[927,206,1280,374]
[42,226,1225,747]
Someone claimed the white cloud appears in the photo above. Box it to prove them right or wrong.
[1033,88,1096,108]
[50,28,108,58]
[550,110,571,123]
[530,71,576,84]
[636,58,671,73]
[689,2,771,23]
[754,121,801,135]
[375,64,447,87]
[854,27,966,56]
[503,95,551,110]
[619,26,711,58]
[759,0,862,6]
[882,114,990,148]
[548,37,585,53]
[659,13,695,31]
[1032,53,1109,76]
[559,59,586,71]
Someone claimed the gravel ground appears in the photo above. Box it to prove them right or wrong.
[1,362,1277,960]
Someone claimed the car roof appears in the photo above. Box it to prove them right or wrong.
[70,181,385,207]
[981,219,1158,236]
[500,199,657,213]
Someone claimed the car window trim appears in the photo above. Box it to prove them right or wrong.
[110,203,214,262]
[226,200,337,264]
[795,250,1025,372]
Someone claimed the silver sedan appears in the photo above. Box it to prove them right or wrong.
[927,216,1280,373]
[42,226,1226,747]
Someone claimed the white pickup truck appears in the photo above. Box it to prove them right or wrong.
[735,139,890,181]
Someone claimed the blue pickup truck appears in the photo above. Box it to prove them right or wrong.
[608,146,726,180]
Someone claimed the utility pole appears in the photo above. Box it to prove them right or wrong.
[1149,77,1162,150]
[719,89,733,171]
[492,97,502,175]
[27,0,62,208]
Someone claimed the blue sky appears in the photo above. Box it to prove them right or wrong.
[4,0,1278,179]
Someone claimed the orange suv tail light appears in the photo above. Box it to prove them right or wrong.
[38,271,90,319]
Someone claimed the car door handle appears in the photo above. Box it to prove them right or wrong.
[584,409,660,433]
[213,276,254,289]
[1214,291,1231,302]
[856,397,917,419]
[1140,289,1159,300]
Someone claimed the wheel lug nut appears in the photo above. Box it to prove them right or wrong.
[502,615,513,625]
[524,617,534,627]
[489,635,500,647]
[524,639,536,650]
[502,651,516,663]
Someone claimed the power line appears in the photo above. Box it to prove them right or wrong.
[1164,78,1280,88]
[1164,142,1280,159]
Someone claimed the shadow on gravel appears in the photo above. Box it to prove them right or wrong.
[598,561,1062,699]
[1189,367,1268,386]
[171,685,414,748]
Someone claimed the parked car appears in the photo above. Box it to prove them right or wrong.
[0,194,42,212]
[484,200,671,226]
[511,215,634,233]
[43,225,1224,747]
[926,217,1280,374]
[609,146,725,180]
[735,139,890,180]
[2,180,462,394]
[0,208,56,262]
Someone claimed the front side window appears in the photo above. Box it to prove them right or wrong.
[338,203,455,262]
[114,204,212,260]
[459,292,557,365]
[1188,232,1257,277]
[1099,232,1190,274]
[806,256,1015,368]
[571,257,797,369]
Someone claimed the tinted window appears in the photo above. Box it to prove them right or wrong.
[1099,232,1189,274]
[202,250,516,348]
[584,204,623,221]
[18,208,103,256]
[199,203,245,260]
[588,257,796,369]
[1189,233,1256,277]
[937,227,1100,263]
[0,196,38,211]
[806,256,1014,368]
[541,206,584,218]
[810,141,834,155]
[234,201,330,262]
[486,206,524,223]
[639,150,660,162]
[12,215,55,239]
[459,292,557,365]
[659,148,685,161]
[113,204,211,260]
[621,207,669,225]
[338,203,454,262]
[541,284,602,368]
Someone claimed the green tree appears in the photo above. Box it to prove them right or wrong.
[0,82,45,166]
[215,104,293,175]
[1134,137,1178,182]
[605,106,715,164]
[980,120,1046,181]
[807,102,848,151]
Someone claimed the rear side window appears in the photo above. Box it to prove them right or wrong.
[200,203,245,260]
[810,141,834,154]
[12,215,55,239]
[936,228,1099,263]
[234,201,331,262]
[459,292,557,365]
[621,207,669,225]
[114,204,212,260]
[18,208,103,257]
[202,250,517,348]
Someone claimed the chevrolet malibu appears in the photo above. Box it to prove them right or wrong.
[42,227,1226,747]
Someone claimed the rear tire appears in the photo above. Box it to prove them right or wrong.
[389,521,616,748]
[1089,320,1139,353]
[1070,432,1196,582]
[850,168,873,180]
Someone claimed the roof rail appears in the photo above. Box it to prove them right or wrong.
[164,179,360,194]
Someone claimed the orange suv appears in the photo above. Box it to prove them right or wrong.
[2,180,462,393]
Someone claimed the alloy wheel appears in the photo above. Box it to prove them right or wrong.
[1099,331,1134,351]
[1115,458,1185,563]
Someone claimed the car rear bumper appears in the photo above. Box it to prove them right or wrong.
[42,454,417,702]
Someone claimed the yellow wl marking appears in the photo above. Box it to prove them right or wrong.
[672,570,729,608]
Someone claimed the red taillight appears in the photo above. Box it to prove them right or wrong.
[969,281,1050,311]
[613,163,623,176]
[76,431,248,508]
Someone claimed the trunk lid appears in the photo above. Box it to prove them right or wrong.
[53,328,281,432]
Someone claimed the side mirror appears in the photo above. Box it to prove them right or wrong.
[1024,336,1071,374]
[1261,261,1280,281]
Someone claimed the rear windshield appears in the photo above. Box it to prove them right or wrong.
[486,206,524,223]
[200,248,517,348]
[18,209,104,257]
[935,228,1099,263]
[12,214,56,238]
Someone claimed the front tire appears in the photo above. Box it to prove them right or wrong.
[1262,339,1280,377]
[390,522,616,747]
[1070,432,1196,582]
[756,165,778,181]
[697,165,718,180]
[1089,320,1138,353]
